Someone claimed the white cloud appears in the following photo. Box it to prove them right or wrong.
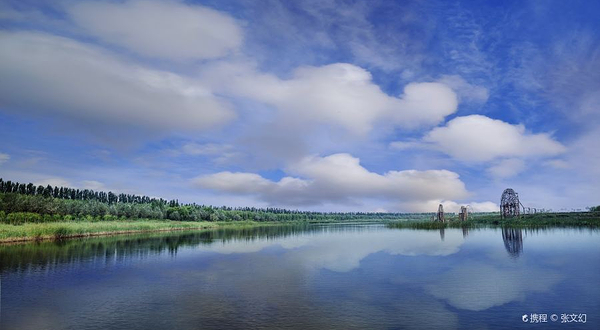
[67,0,242,61]
[0,152,9,165]
[423,115,566,162]
[487,158,526,178]
[468,201,500,212]
[398,200,498,213]
[437,75,489,104]
[524,130,600,210]
[509,31,600,127]
[205,62,459,136]
[389,140,422,150]
[182,143,229,156]
[80,180,105,191]
[0,31,235,134]
[33,177,71,187]
[237,0,425,72]
[372,208,388,213]
[286,230,464,273]
[194,153,469,210]
[426,263,562,311]
[202,229,465,273]
[569,129,600,177]
[544,159,570,169]
[179,142,242,164]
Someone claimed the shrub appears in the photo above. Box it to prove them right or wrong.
[103,214,117,221]
[4,212,42,224]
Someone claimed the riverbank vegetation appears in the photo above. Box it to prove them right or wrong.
[2,178,599,242]
[0,220,218,242]
[0,178,430,223]
[0,224,319,271]
[0,219,314,243]
[388,211,600,229]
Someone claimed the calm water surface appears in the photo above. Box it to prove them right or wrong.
[1,224,599,329]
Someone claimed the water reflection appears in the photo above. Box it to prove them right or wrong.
[2,224,599,330]
[502,227,524,258]
[0,224,317,273]
[462,227,469,238]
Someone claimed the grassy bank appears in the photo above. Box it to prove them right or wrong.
[0,220,222,243]
[3,210,599,243]
[0,219,325,243]
[388,212,600,229]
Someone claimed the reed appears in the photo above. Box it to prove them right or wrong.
[0,220,219,242]
[387,212,600,229]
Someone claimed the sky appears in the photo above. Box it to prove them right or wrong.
[1,0,599,213]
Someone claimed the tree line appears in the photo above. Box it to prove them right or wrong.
[0,178,180,206]
[0,178,432,224]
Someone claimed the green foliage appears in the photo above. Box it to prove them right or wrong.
[388,212,600,229]
[0,185,431,224]
[0,220,220,241]
[3,178,600,233]
[6,212,42,225]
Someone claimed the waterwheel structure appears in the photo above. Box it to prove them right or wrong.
[500,188,521,218]
[436,204,445,222]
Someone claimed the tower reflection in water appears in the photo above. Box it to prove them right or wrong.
[502,227,524,258]
[438,227,470,241]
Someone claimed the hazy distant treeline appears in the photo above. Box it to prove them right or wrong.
[0,178,431,224]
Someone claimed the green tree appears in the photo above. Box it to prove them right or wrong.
[43,185,53,198]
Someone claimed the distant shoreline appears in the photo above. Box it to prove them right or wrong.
[387,212,600,230]
[3,212,600,245]
[0,220,307,244]
[0,226,215,244]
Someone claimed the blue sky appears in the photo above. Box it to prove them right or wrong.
[1,0,599,212]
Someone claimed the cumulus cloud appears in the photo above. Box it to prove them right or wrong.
[423,115,566,162]
[0,31,235,134]
[194,153,469,209]
[468,201,500,212]
[67,0,242,61]
[398,200,498,213]
[487,158,526,178]
[205,62,459,136]
[0,152,9,165]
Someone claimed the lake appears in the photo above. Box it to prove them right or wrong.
[1,224,598,329]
